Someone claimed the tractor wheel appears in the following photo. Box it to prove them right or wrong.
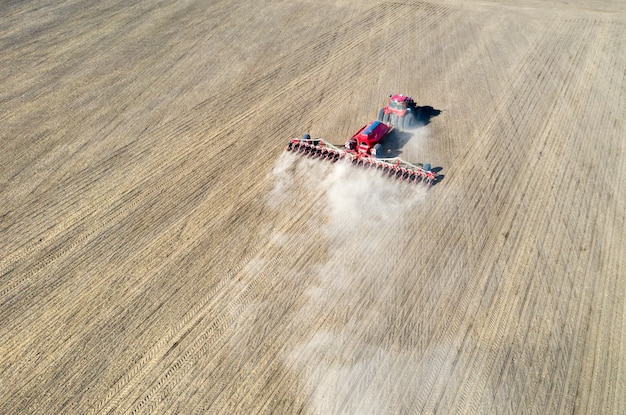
[377,108,385,122]
[382,112,390,124]
[389,113,397,127]
[414,109,420,124]
[403,113,414,130]
[372,143,383,158]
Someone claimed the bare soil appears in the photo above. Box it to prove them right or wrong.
[1,0,624,413]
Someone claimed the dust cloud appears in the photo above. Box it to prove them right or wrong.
[267,148,431,413]
[287,328,451,414]
[320,158,426,239]
[268,150,427,237]
[402,122,431,158]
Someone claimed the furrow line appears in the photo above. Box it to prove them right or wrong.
[86,159,321,414]
[0,36,340,301]
[192,245,329,414]
[547,22,612,413]
[460,20,587,414]
[412,16,576,412]
[97,174,326,413]
[180,210,327,413]
[257,205,435,413]
[122,202,325,415]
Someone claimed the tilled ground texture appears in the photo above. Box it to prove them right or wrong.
[1,0,624,413]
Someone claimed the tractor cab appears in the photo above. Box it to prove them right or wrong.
[386,94,414,116]
[378,93,418,129]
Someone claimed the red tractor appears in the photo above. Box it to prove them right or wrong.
[377,94,419,130]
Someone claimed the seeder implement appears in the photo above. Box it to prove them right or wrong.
[286,132,439,187]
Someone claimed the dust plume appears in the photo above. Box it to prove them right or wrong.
[319,158,426,240]
[267,145,432,413]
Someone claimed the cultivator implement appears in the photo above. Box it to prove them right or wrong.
[286,136,438,187]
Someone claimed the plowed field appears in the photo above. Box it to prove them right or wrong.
[1,0,624,413]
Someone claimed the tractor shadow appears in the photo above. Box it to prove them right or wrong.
[416,105,442,126]
[379,129,414,158]
[431,167,445,186]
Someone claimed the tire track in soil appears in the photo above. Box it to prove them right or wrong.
[185,228,338,414]
[178,198,329,412]
[258,230,421,413]
[476,17,596,412]
[168,164,332,413]
[86,170,324,414]
[1,144,281,409]
[184,243,322,414]
[368,14,584,414]
[603,24,626,414]
[1,54,345,398]
[262,232,417,412]
[487,115,587,414]
[372,17,566,413]
[472,17,620,415]
[324,181,476,411]
[444,19,590,415]
[332,8,552,412]
[548,21,626,415]
[119,188,329,415]
[524,79,609,413]
[0,0,382,290]
[507,20,614,415]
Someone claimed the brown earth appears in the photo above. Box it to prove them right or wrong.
[1,0,624,413]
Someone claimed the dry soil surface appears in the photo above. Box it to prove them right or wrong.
[1,0,625,413]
